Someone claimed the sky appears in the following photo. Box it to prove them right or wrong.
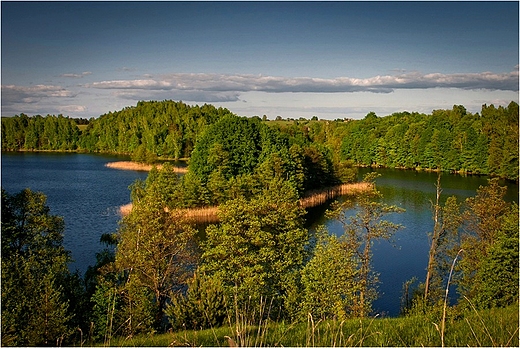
[1,1,519,120]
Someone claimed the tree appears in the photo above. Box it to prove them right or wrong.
[327,173,404,317]
[456,179,517,308]
[300,229,360,320]
[1,189,79,346]
[166,271,228,330]
[472,202,519,308]
[200,179,308,317]
[115,185,199,330]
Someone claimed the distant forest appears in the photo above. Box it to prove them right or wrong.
[1,100,518,180]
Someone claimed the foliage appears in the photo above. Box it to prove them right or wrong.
[3,101,517,180]
[79,100,234,157]
[456,179,519,309]
[405,178,518,317]
[300,228,360,320]
[166,271,228,330]
[1,113,81,151]
[327,173,405,317]
[115,180,199,330]
[200,179,308,318]
[188,115,341,205]
[1,189,82,346]
[338,102,519,180]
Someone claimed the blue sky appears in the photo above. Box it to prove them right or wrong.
[2,1,518,119]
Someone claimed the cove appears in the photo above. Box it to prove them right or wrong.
[1,152,149,275]
[307,167,518,316]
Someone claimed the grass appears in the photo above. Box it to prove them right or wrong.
[105,304,518,347]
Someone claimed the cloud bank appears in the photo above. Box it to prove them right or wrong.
[2,68,517,118]
[87,69,519,95]
[2,85,76,105]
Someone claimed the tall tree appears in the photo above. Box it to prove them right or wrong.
[327,173,404,317]
[1,189,80,346]
[456,179,516,308]
[200,179,308,317]
[300,229,360,320]
[115,181,199,330]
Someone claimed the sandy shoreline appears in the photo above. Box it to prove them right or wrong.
[105,161,188,173]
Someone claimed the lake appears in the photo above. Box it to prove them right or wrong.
[1,152,149,275]
[2,153,518,316]
[308,167,518,316]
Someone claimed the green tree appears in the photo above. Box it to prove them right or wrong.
[1,189,79,346]
[327,173,404,317]
[300,229,360,320]
[115,182,199,330]
[166,271,228,330]
[472,203,519,308]
[200,179,308,317]
[456,179,517,308]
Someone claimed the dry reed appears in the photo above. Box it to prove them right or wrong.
[299,182,372,209]
[118,182,372,224]
[105,161,188,173]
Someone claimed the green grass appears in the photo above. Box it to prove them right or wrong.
[105,304,518,347]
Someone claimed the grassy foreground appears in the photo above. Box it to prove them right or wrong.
[107,304,518,347]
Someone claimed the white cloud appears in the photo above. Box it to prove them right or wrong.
[86,69,519,94]
[2,84,76,106]
[3,68,517,119]
[58,105,88,113]
[60,71,92,78]
[113,89,241,103]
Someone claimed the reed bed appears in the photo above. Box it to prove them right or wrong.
[119,182,372,223]
[119,203,220,223]
[299,182,372,209]
[105,161,188,173]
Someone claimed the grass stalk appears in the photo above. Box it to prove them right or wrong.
[437,248,463,347]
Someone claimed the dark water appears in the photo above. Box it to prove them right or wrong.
[1,152,149,275]
[308,167,518,316]
[2,153,518,317]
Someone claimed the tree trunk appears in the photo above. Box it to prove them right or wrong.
[424,174,442,301]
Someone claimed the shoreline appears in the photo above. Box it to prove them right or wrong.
[105,161,188,173]
[119,181,372,222]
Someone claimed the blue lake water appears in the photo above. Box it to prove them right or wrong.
[2,153,518,317]
[1,152,149,275]
[308,167,518,316]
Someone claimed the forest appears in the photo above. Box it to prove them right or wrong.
[1,100,519,346]
[1,100,518,180]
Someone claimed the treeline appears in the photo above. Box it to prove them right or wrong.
[338,103,519,180]
[2,100,518,180]
[1,100,234,158]
[79,101,234,158]
[1,114,82,151]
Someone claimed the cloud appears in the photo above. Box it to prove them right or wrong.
[113,89,241,103]
[2,84,76,106]
[86,69,519,95]
[58,105,88,113]
[60,71,92,78]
